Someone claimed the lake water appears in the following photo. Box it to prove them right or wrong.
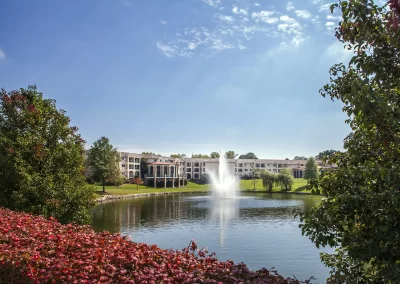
[91,193,332,283]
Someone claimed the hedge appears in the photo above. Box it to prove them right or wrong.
[0,208,309,283]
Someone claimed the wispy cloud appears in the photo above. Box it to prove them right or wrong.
[326,15,342,21]
[286,2,295,11]
[202,0,221,8]
[319,3,334,12]
[232,6,248,16]
[295,10,312,19]
[160,20,167,25]
[0,49,5,60]
[251,11,278,24]
[254,3,260,6]
[218,15,234,22]
[323,41,353,63]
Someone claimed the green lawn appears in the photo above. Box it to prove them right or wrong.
[94,178,309,198]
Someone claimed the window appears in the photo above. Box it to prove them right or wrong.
[186,168,191,172]
[129,158,134,163]
[194,168,200,172]
[261,164,265,168]
[203,162,205,166]
[187,162,191,167]
[187,173,192,179]
[194,162,199,167]
[135,158,139,163]
[300,164,304,166]
[135,165,139,169]
[203,168,206,171]
[238,163,243,167]
[194,173,199,179]
[256,163,260,168]
[122,164,126,167]
[129,165,134,169]
[238,169,243,172]
[245,169,248,172]
[235,168,237,172]
[278,164,282,167]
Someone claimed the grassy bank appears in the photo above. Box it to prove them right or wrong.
[94,179,309,198]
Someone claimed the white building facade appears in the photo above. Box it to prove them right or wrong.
[117,152,335,181]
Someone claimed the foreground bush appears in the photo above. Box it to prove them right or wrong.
[0,208,310,283]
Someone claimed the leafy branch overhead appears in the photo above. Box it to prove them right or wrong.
[300,0,400,282]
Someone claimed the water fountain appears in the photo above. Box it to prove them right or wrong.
[208,152,239,198]
[207,152,240,245]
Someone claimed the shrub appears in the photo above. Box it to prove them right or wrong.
[0,208,309,283]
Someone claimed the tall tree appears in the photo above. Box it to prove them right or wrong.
[300,1,400,282]
[86,137,120,193]
[210,152,220,159]
[225,151,238,159]
[304,157,319,184]
[238,152,258,159]
[261,170,277,191]
[315,150,337,160]
[277,168,293,191]
[293,156,307,160]
[0,86,95,224]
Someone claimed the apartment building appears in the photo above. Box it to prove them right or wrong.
[117,151,334,181]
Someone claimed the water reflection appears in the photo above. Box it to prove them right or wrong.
[91,193,331,283]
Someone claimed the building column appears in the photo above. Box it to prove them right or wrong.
[153,166,156,188]
[172,170,175,188]
[164,174,167,188]
[178,174,181,188]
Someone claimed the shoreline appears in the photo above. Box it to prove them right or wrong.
[95,189,320,203]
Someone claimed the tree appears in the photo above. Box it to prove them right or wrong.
[277,168,293,191]
[191,154,210,158]
[132,176,143,190]
[199,173,211,184]
[86,137,120,193]
[170,154,186,158]
[293,156,307,160]
[303,157,319,185]
[300,1,400,282]
[260,170,277,191]
[315,150,337,160]
[210,152,220,159]
[225,151,238,159]
[0,86,95,224]
[238,152,258,159]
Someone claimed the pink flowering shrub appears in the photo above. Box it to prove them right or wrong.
[0,208,311,283]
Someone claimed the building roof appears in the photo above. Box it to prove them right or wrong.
[149,162,174,165]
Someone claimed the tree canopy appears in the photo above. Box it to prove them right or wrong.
[315,150,337,160]
[225,151,238,159]
[303,157,319,182]
[210,152,220,159]
[293,156,307,160]
[86,137,120,192]
[170,154,186,158]
[0,86,95,224]
[191,154,210,159]
[238,152,258,159]
[300,0,400,282]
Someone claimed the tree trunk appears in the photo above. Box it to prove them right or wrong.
[102,178,105,193]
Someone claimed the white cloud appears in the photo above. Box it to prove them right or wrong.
[0,49,5,60]
[319,3,334,12]
[326,15,342,21]
[325,21,335,27]
[232,6,248,16]
[324,41,353,63]
[188,42,197,50]
[202,0,221,8]
[156,42,177,58]
[160,20,167,25]
[311,15,322,27]
[254,3,260,6]
[295,10,312,19]
[286,2,295,11]
[312,0,322,4]
[251,11,278,24]
[218,15,234,22]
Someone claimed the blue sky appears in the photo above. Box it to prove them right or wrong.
[0,0,354,159]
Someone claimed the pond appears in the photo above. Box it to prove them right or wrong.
[91,193,332,283]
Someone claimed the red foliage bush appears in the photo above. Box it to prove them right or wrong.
[0,208,310,283]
